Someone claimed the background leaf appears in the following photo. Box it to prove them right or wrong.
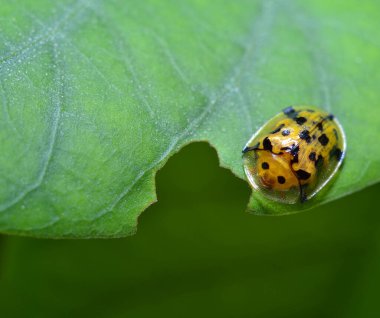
[0,0,379,237]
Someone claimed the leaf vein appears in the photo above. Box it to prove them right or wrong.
[0,42,64,212]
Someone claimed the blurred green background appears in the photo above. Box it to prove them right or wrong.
[0,143,379,318]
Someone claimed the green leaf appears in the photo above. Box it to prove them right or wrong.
[0,0,379,237]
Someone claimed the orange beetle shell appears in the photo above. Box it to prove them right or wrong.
[242,106,346,204]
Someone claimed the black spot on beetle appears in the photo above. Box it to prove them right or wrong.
[317,122,323,131]
[299,130,311,143]
[263,137,273,151]
[277,176,286,184]
[283,106,299,119]
[242,142,259,153]
[312,134,316,140]
[329,147,343,161]
[262,162,269,169]
[327,114,334,120]
[299,130,309,139]
[291,154,299,164]
[309,152,316,161]
[295,169,311,180]
[283,106,296,116]
[318,134,329,146]
[270,124,285,134]
[335,148,343,161]
[295,117,307,125]
[290,144,300,157]
[315,155,324,169]
[282,129,291,136]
